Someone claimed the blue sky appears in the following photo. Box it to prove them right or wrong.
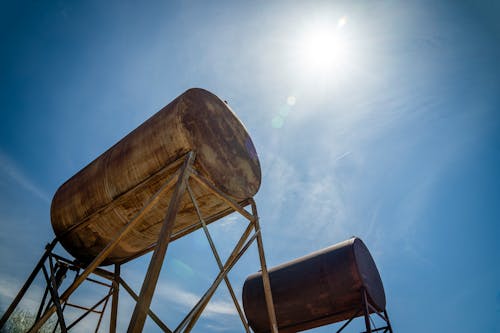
[1,0,499,332]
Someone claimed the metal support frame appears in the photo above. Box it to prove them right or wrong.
[335,288,393,333]
[0,243,117,333]
[0,151,279,333]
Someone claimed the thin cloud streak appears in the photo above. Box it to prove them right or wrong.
[0,150,50,203]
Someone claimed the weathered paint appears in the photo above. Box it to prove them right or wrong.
[51,88,261,265]
[242,237,386,333]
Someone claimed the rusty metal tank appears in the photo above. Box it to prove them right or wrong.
[50,88,260,265]
[242,237,386,333]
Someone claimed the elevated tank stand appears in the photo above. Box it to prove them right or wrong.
[0,152,279,333]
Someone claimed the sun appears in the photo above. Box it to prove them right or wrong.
[297,16,351,74]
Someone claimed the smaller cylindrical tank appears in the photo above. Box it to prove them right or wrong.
[242,237,385,333]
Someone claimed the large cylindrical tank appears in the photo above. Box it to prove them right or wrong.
[51,88,261,265]
[242,237,385,333]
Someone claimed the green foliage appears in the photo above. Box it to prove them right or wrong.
[0,309,59,333]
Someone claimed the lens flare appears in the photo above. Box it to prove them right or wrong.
[272,116,284,129]
[338,16,347,28]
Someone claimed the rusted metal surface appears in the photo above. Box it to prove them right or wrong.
[50,88,261,264]
[242,237,386,333]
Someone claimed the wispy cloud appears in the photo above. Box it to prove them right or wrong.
[203,323,238,332]
[214,214,241,230]
[0,150,50,203]
[155,282,237,318]
[0,275,44,312]
[297,176,348,239]
[262,154,348,243]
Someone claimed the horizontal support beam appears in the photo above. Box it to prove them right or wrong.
[85,277,112,288]
[65,303,103,314]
